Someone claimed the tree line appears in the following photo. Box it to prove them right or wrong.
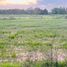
[0,7,67,14]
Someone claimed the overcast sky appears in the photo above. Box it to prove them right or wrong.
[0,0,67,11]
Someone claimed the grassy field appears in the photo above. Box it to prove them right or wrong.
[0,15,67,67]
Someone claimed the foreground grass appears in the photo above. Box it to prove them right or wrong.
[0,61,67,67]
[0,62,22,67]
[0,15,67,66]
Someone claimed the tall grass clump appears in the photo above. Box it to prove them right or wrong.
[8,33,18,39]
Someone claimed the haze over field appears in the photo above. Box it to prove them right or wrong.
[0,0,67,10]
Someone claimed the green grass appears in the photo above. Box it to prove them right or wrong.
[0,61,67,67]
[23,61,67,67]
[0,15,67,66]
[0,62,22,67]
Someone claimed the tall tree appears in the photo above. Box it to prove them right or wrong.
[42,9,48,14]
[52,7,67,14]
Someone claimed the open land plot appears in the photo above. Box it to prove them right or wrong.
[0,15,67,67]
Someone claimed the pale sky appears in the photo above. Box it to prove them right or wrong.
[0,0,67,10]
[0,0,37,5]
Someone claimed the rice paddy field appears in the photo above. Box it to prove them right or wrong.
[0,15,67,67]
